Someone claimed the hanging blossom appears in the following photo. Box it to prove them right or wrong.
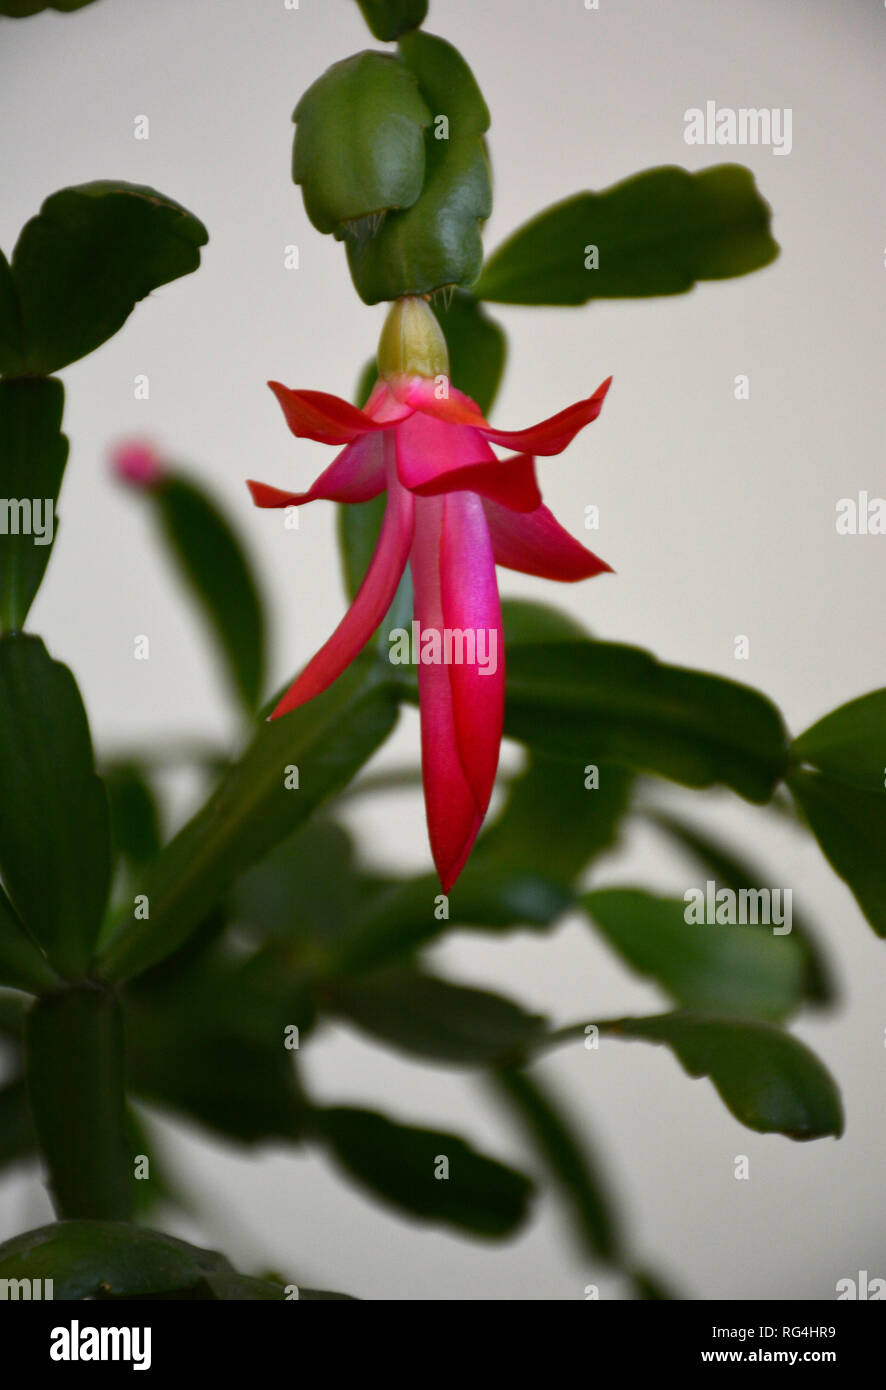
[249,296,611,890]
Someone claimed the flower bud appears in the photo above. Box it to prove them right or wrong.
[376,295,449,381]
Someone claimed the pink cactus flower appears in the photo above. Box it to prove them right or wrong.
[249,297,611,890]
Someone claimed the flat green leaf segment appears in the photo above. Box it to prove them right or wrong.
[0,883,57,994]
[316,1106,533,1237]
[294,53,431,236]
[792,688,886,792]
[494,1067,620,1260]
[489,639,787,801]
[0,378,67,631]
[348,32,491,302]
[648,810,833,1004]
[99,659,399,982]
[583,889,804,1021]
[0,634,110,977]
[436,291,506,415]
[788,769,886,937]
[474,165,778,304]
[0,1222,353,1300]
[354,0,427,41]
[149,474,266,712]
[598,1014,843,1140]
[4,182,207,374]
[328,966,548,1064]
[27,985,131,1219]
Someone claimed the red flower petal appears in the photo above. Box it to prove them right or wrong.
[247,433,387,509]
[440,491,504,817]
[483,499,613,581]
[411,453,541,513]
[268,381,392,445]
[410,497,486,892]
[270,467,414,719]
[393,375,489,427]
[480,376,612,455]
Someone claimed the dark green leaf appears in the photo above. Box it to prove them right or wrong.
[791,689,886,793]
[0,634,111,976]
[317,1105,533,1237]
[355,0,427,42]
[328,967,547,1065]
[230,819,368,943]
[501,597,591,646]
[0,1221,352,1301]
[500,640,788,802]
[494,1066,620,1259]
[10,182,207,374]
[328,868,570,975]
[435,292,506,415]
[0,378,68,631]
[0,248,23,374]
[0,883,58,994]
[125,954,308,1144]
[788,769,886,937]
[151,474,266,711]
[26,984,132,1218]
[99,659,399,982]
[293,53,430,235]
[648,809,834,1005]
[0,1,101,14]
[600,1013,843,1139]
[104,762,162,870]
[474,755,634,885]
[583,888,804,1021]
[474,164,778,304]
[630,1266,681,1300]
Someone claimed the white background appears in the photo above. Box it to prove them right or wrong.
[1,0,884,1299]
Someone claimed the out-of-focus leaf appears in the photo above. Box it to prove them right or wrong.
[0,1221,355,1301]
[494,1066,620,1260]
[0,249,22,374]
[791,689,886,793]
[99,658,399,983]
[0,634,111,976]
[0,377,68,631]
[648,809,834,1005]
[328,868,570,975]
[0,1,101,14]
[328,966,547,1065]
[597,1013,843,1140]
[104,762,162,870]
[474,755,634,885]
[787,769,886,938]
[630,1267,681,1300]
[501,597,590,646]
[583,888,805,1021]
[317,1105,533,1237]
[26,983,132,1218]
[435,292,506,415]
[499,640,788,803]
[125,952,311,1145]
[231,819,372,944]
[150,474,266,711]
[0,883,57,994]
[474,165,778,304]
[354,0,427,42]
[9,182,207,374]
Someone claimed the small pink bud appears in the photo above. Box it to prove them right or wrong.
[110,440,164,489]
